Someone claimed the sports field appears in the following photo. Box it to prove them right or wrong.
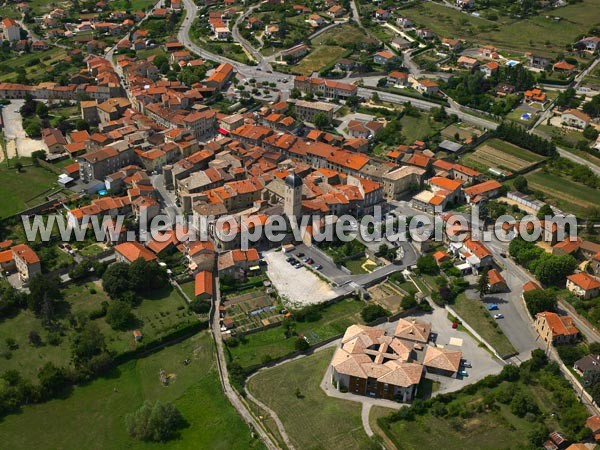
[461,138,545,173]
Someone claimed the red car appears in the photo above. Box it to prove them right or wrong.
[452,322,458,329]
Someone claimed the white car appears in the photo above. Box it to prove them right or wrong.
[494,313,504,319]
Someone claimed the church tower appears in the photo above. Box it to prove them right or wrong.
[283,172,302,220]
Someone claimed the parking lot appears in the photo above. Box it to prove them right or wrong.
[263,249,344,307]
[381,307,504,395]
[1,100,47,159]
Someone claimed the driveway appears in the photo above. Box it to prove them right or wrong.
[1,100,46,159]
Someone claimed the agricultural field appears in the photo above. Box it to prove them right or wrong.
[227,297,364,369]
[440,123,483,142]
[223,289,284,333]
[461,138,545,174]
[0,332,264,450]
[294,45,350,75]
[0,159,59,218]
[525,168,599,217]
[247,348,375,450]
[399,0,600,56]
[0,47,80,84]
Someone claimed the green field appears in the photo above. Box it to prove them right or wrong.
[400,0,600,56]
[400,114,446,144]
[0,332,265,450]
[525,168,599,217]
[227,298,364,369]
[379,358,589,450]
[0,161,59,218]
[311,23,367,46]
[0,48,71,83]
[0,281,197,381]
[247,348,374,450]
[453,293,517,357]
[295,45,350,75]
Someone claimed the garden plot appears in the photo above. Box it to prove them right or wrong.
[224,290,283,333]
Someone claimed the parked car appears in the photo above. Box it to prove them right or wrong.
[306,258,313,264]
[286,257,295,263]
[461,360,472,368]
[314,264,322,270]
[296,252,305,258]
[459,370,469,377]
[452,322,458,329]
[487,304,499,311]
[494,313,504,319]
[303,257,310,262]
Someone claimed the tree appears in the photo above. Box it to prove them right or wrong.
[72,322,106,363]
[38,362,68,398]
[75,119,90,131]
[401,292,417,310]
[416,254,438,275]
[35,101,48,118]
[31,150,46,163]
[106,301,135,330]
[102,262,132,299]
[126,400,185,442]
[583,125,599,141]
[536,204,553,219]
[523,289,557,316]
[583,369,600,404]
[313,112,330,129]
[478,268,489,298]
[28,330,42,346]
[295,337,310,351]
[534,254,578,286]
[361,304,391,322]
[513,176,528,193]
[25,122,41,138]
[14,161,24,172]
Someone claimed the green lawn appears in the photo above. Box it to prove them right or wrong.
[400,114,445,144]
[0,48,71,83]
[247,348,374,450]
[400,0,600,56]
[79,244,105,257]
[228,298,365,369]
[342,256,369,274]
[0,161,59,218]
[453,293,517,357]
[0,332,265,450]
[294,45,350,75]
[525,168,599,217]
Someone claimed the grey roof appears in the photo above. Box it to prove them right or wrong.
[285,172,303,188]
[438,140,463,152]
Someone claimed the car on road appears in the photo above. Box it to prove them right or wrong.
[461,360,472,368]
[314,264,322,270]
[494,313,504,319]
[487,304,499,311]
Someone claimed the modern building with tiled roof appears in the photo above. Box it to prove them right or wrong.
[534,311,579,345]
[423,346,462,377]
[394,318,431,344]
[330,324,423,401]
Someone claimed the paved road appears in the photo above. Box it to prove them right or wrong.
[231,3,271,71]
[211,278,279,450]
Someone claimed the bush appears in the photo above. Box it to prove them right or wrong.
[295,337,310,352]
[106,301,135,330]
[189,299,210,314]
[361,304,391,323]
